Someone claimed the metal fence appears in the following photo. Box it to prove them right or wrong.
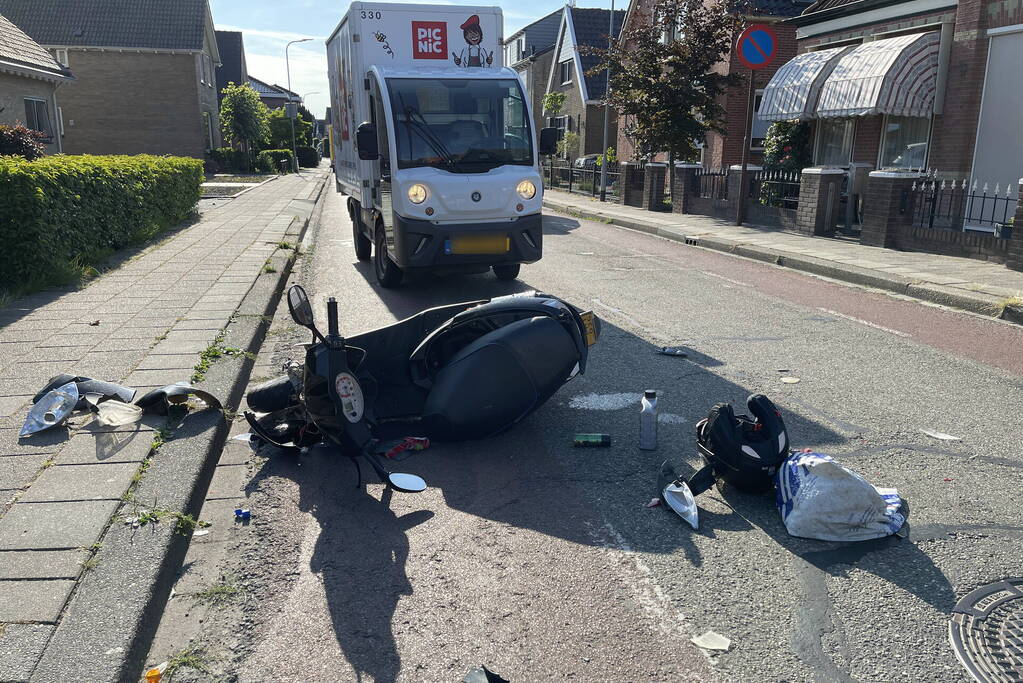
[696,168,728,201]
[908,178,1017,236]
[749,169,801,209]
[544,163,620,198]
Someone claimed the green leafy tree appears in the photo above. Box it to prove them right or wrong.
[557,131,580,161]
[762,120,812,173]
[297,104,316,146]
[268,108,313,151]
[219,82,270,164]
[588,0,748,162]
[596,147,617,167]
[542,92,566,117]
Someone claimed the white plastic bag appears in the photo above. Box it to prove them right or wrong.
[775,452,905,542]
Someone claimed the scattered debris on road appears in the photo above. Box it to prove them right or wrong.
[657,346,689,357]
[691,630,732,652]
[20,381,78,436]
[574,433,611,447]
[780,376,801,384]
[645,497,662,508]
[463,665,510,683]
[382,436,430,459]
[920,428,961,441]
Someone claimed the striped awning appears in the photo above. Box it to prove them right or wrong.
[816,32,940,118]
[758,46,850,122]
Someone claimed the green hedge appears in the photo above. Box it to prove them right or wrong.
[296,146,320,168]
[0,154,203,292]
[210,147,251,173]
[256,149,295,174]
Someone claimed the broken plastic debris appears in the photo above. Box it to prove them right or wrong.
[662,480,699,530]
[95,400,143,427]
[231,432,255,442]
[145,662,167,683]
[192,529,211,537]
[89,320,100,326]
[234,508,251,521]
[463,665,509,683]
[780,377,801,384]
[20,382,79,436]
[657,346,688,357]
[691,630,731,651]
[384,436,430,459]
[645,497,662,508]
[920,429,961,441]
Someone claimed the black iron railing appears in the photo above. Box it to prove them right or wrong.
[696,168,728,201]
[749,169,800,209]
[544,163,620,198]
[909,178,1018,235]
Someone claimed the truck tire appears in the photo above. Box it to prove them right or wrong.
[492,264,521,281]
[246,376,297,413]
[352,213,371,261]
[374,226,403,288]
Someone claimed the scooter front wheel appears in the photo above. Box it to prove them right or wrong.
[246,376,297,413]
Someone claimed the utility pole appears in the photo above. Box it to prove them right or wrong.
[599,0,615,202]
[286,38,312,172]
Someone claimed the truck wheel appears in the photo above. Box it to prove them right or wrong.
[374,228,403,288]
[246,376,296,413]
[352,214,371,261]
[492,264,521,281]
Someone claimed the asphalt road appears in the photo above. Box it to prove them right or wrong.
[158,185,1023,682]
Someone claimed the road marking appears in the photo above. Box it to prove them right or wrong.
[817,308,911,337]
[700,270,751,287]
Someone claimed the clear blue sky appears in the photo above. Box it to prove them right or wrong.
[210,0,614,119]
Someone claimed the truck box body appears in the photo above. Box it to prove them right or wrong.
[327,3,504,204]
[326,2,544,280]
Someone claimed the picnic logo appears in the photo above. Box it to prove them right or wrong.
[412,21,447,59]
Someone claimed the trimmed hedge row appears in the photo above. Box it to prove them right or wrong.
[0,154,203,291]
[296,146,320,168]
[256,149,295,173]
[210,147,251,173]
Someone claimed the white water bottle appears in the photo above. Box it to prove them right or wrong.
[639,390,658,450]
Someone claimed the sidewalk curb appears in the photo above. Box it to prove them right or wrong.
[544,197,1016,324]
[30,178,328,682]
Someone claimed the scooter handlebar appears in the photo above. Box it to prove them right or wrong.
[327,297,339,338]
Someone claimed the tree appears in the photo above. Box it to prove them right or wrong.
[762,120,812,173]
[297,104,316,146]
[267,107,313,150]
[219,82,270,159]
[0,124,47,160]
[557,130,580,161]
[587,0,748,162]
[541,91,566,118]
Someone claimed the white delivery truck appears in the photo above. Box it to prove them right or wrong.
[326,2,557,287]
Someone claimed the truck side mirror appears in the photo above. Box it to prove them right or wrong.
[539,127,559,156]
[356,122,379,161]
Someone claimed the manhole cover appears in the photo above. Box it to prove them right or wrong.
[949,578,1023,681]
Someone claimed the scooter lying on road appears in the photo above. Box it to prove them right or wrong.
[244,285,601,492]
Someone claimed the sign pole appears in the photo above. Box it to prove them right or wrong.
[736,71,755,226]
[732,23,778,226]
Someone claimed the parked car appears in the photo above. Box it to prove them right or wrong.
[574,154,599,169]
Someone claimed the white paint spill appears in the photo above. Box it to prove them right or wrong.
[658,413,687,424]
[817,308,911,337]
[569,392,642,411]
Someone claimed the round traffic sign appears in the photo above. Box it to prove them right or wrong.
[736,24,778,71]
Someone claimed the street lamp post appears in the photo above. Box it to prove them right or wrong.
[599,0,615,202]
[286,38,312,172]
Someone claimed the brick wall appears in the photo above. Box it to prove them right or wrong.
[0,72,61,155]
[518,49,555,137]
[899,224,1011,262]
[59,49,206,158]
[547,58,587,160]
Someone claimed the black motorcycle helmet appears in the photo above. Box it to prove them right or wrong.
[692,394,789,494]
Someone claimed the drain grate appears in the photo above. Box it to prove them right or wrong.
[949,578,1023,681]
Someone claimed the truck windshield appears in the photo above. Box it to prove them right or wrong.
[387,78,532,173]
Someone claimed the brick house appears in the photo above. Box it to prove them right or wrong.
[503,9,563,142]
[758,0,1023,224]
[0,0,222,159]
[542,6,626,160]
[215,30,248,108]
[0,13,73,154]
[616,0,808,166]
[248,76,301,112]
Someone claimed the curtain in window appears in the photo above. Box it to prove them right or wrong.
[879,116,930,169]
[816,118,853,166]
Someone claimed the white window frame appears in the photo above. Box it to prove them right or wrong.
[559,60,572,85]
[751,88,767,151]
[203,112,215,152]
[813,118,854,167]
[877,114,932,171]
[54,48,69,66]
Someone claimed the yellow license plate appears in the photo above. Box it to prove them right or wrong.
[580,310,598,346]
[447,234,510,255]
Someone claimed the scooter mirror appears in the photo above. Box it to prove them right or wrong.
[287,285,315,328]
[387,472,427,493]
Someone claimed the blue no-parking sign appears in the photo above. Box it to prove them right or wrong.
[736,24,778,71]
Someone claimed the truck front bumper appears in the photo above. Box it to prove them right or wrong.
[391,213,543,270]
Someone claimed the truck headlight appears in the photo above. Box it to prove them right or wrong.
[407,183,428,204]
[516,180,536,200]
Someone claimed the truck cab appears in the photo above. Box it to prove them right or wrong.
[327,4,556,287]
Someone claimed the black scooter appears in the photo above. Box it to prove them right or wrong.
[244,285,600,492]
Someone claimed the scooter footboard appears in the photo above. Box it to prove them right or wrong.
[421,316,579,441]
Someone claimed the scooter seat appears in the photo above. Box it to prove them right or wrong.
[421,315,579,441]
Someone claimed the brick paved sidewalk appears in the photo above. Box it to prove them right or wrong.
[545,189,1023,321]
[0,168,326,679]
